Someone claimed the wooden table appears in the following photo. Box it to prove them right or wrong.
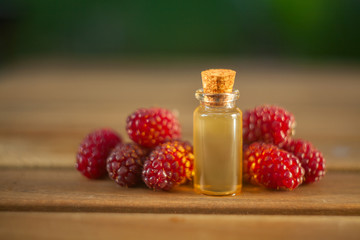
[0,59,359,239]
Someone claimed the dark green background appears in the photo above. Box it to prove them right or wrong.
[1,0,360,61]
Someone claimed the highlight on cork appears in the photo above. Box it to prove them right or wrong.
[201,69,236,94]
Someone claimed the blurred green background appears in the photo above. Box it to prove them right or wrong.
[1,0,360,63]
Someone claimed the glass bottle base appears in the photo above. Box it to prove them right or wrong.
[194,184,242,196]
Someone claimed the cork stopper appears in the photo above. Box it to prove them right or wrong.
[201,69,236,94]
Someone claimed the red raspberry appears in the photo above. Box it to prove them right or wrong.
[283,139,326,184]
[106,143,148,187]
[142,140,194,191]
[244,142,304,190]
[76,129,122,179]
[126,108,182,148]
[243,105,295,147]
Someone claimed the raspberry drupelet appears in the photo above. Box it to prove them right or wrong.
[106,143,148,187]
[142,140,194,191]
[283,139,326,184]
[243,105,295,147]
[244,142,304,190]
[126,108,181,148]
[76,129,122,179]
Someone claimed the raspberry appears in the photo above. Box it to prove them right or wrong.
[244,142,304,190]
[243,105,295,147]
[126,108,181,148]
[76,129,122,179]
[283,139,326,184]
[142,140,194,191]
[106,143,148,187]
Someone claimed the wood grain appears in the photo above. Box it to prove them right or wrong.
[0,168,359,215]
[0,61,359,238]
[0,62,359,169]
[1,134,359,170]
[1,212,360,240]
[0,60,360,239]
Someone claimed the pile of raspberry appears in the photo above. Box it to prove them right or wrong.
[243,105,326,190]
[76,107,194,191]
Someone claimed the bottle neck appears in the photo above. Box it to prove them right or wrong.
[195,89,239,109]
[200,100,236,109]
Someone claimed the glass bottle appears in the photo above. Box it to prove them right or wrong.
[193,69,242,196]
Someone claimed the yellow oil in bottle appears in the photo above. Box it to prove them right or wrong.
[193,106,242,196]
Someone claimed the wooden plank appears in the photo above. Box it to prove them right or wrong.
[0,63,359,169]
[1,64,359,141]
[0,134,358,170]
[0,212,359,240]
[0,168,359,215]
